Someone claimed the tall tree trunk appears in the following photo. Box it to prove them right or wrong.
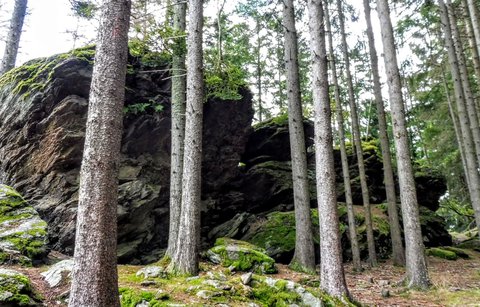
[282,0,316,272]
[324,0,361,272]
[363,0,405,267]
[68,0,131,305]
[376,0,430,289]
[336,0,377,267]
[466,0,480,58]
[443,69,470,189]
[447,0,480,168]
[256,19,263,122]
[307,0,349,298]
[439,0,480,240]
[168,0,204,275]
[167,0,187,258]
[0,0,28,75]
[462,0,480,93]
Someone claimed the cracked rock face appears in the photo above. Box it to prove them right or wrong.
[0,50,253,264]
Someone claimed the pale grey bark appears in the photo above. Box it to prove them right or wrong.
[439,0,480,240]
[282,0,315,272]
[336,0,377,267]
[68,1,131,306]
[167,0,187,259]
[376,0,430,289]
[447,0,480,168]
[256,20,263,122]
[362,0,405,267]
[0,0,27,75]
[443,71,470,189]
[324,0,361,272]
[466,0,480,60]
[308,0,349,298]
[462,0,480,95]
[169,0,204,275]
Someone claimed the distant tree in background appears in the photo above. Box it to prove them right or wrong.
[0,0,28,74]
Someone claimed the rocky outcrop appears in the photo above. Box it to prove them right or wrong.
[0,48,253,263]
[0,185,48,265]
[0,48,450,265]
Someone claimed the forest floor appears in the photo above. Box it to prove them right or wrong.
[5,248,480,306]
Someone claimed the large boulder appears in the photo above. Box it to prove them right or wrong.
[0,185,48,265]
[0,47,253,263]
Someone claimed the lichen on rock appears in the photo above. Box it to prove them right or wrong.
[0,185,48,266]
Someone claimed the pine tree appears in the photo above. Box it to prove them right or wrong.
[376,0,430,289]
[308,0,349,297]
[68,0,131,305]
[168,0,204,275]
[167,0,187,259]
[282,0,315,272]
[0,0,28,74]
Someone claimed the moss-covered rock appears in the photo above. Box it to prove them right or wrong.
[0,268,42,306]
[426,247,458,260]
[0,185,48,266]
[206,238,277,274]
[119,287,169,307]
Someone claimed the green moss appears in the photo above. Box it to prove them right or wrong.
[119,288,169,307]
[0,272,41,306]
[441,246,470,259]
[426,247,458,260]
[251,281,300,306]
[210,238,277,274]
[288,260,316,275]
[253,113,290,129]
[0,185,27,215]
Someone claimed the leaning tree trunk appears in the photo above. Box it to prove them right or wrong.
[308,0,349,298]
[0,0,28,75]
[324,0,361,272]
[376,0,430,289]
[336,0,377,267]
[439,0,480,240]
[447,0,480,168]
[362,0,405,266]
[168,0,204,275]
[167,0,187,259]
[68,0,131,306]
[282,0,316,272]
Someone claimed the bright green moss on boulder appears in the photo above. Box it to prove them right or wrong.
[207,238,277,274]
[0,269,41,306]
[119,287,169,307]
[0,185,48,265]
[426,247,458,260]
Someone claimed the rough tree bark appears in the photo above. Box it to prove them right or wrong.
[376,0,430,289]
[168,0,204,275]
[282,0,316,272]
[68,0,131,306]
[447,0,480,168]
[167,0,187,258]
[466,0,480,58]
[439,0,480,240]
[336,0,377,267]
[324,0,361,272]
[0,0,28,75]
[308,0,349,298]
[362,0,405,266]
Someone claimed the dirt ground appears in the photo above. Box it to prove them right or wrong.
[6,249,480,306]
